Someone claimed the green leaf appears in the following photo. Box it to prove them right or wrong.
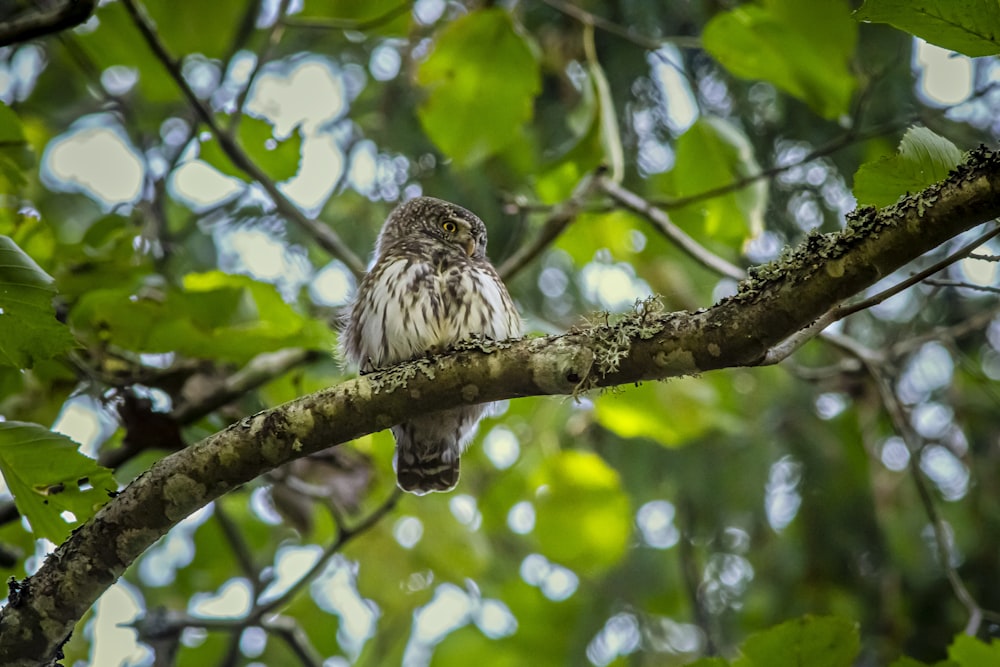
[853,126,962,207]
[69,271,335,364]
[855,0,1000,57]
[595,378,740,447]
[0,422,116,543]
[0,103,34,190]
[144,0,248,60]
[703,0,857,119]
[651,117,766,243]
[948,634,1000,667]
[417,8,541,166]
[735,616,859,667]
[0,236,76,368]
[199,115,303,182]
[299,0,412,34]
[531,450,631,575]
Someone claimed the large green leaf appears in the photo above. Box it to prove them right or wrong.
[853,126,962,207]
[0,236,76,368]
[734,616,859,667]
[949,635,1000,667]
[651,117,766,244]
[855,0,1000,57]
[417,9,541,167]
[299,0,412,34]
[199,115,303,183]
[0,422,116,543]
[144,0,248,60]
[704,0,857,119]
[69,271,335,363]
[531,450,631,575]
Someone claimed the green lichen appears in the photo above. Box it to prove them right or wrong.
[581,297,670,388]
[367,357,436,394]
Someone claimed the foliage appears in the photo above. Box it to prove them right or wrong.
[0,0,998,665]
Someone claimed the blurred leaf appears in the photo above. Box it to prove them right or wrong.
[75,1,182,103]
[300,0,412,34]
[651,117,766,244]
[417,9,541,166]
[949,635,1000,667]
[144,0,247,59]
[0,103,34,190]
[0,236,76,368]
[853,126,962,207]
[855,0,1000,57]
[595,378,738,448]
[531,450,631,575]
[0,422,116,543]
[704,0,857,119]
[69,271,335,363]
[734,616,859,667]
[432,624,528,667]
[199,115,303,182]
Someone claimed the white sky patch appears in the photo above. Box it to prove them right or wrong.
[280,131,345,212]
[311,556,379,661]
[765,456,802,532]
[226,228,290,282]
[170,160,244,211]
[960,247,998,286]
[449,494,482,530]
[188,578,253,619]
[257,544,322,606]
[246,58,347,136]
[87,580,152,667]
[347,140,378,196]
[579,259,653,311]
[636,500,679,549]
[651,46,697,133]
[43,124,145,208]
[914,39,973,106]
[50,395,107,457]
[507,501,535,535]
[310,260,355,307]
[139,506,214,587]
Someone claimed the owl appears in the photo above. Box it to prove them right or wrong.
[341,197,521,495]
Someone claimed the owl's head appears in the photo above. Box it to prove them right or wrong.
[377,196,489,260]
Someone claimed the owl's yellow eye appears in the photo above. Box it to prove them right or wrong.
[442,220,458,233]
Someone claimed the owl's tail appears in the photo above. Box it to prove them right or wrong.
[396,452,460,495]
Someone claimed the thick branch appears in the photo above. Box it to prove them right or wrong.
[0,0,96,47]
[2,147,1000,665]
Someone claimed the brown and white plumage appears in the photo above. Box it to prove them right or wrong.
[340,197,520,495]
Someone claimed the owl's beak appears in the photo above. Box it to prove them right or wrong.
[464,238,476,257]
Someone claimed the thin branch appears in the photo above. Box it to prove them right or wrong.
[540,0,700,51]
[497,169,604,280]
[253,490,401,619]
[280,1,413,32]
[597,176,746,281]
[847,341,989,636]
[763,222,1000,364]
[229,0,291,130]
[120,0,366,277]
[922,278,1000,296]
[0,0,97,47]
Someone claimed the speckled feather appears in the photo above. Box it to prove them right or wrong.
[341,197,520,495]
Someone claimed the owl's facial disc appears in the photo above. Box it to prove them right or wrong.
[445,216,477,257]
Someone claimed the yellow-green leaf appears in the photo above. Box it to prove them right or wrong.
[704,0,857,119]
[856,0,1000,57]
[0,422,116,543]
[853,126,962,207]
[199,115,303,182]
[417,9,541,166]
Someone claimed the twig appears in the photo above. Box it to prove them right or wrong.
[922,278,1000,296]
[540,0,700,50]
[0,0,97,47]
[850,342,988,636]
[281,1,413,32]
[762,222,1000,364]
[252,490,401,619]
[597,176,746,281]
[497,169,605,280]
[120,0,366,277]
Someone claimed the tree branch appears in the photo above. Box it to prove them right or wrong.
[0,0,97,47]
[2,147,1000,665]
[120,0,367,277]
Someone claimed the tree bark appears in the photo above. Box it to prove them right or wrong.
[2,147,999,665]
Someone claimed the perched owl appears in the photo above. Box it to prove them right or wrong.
[341,197,521,495]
